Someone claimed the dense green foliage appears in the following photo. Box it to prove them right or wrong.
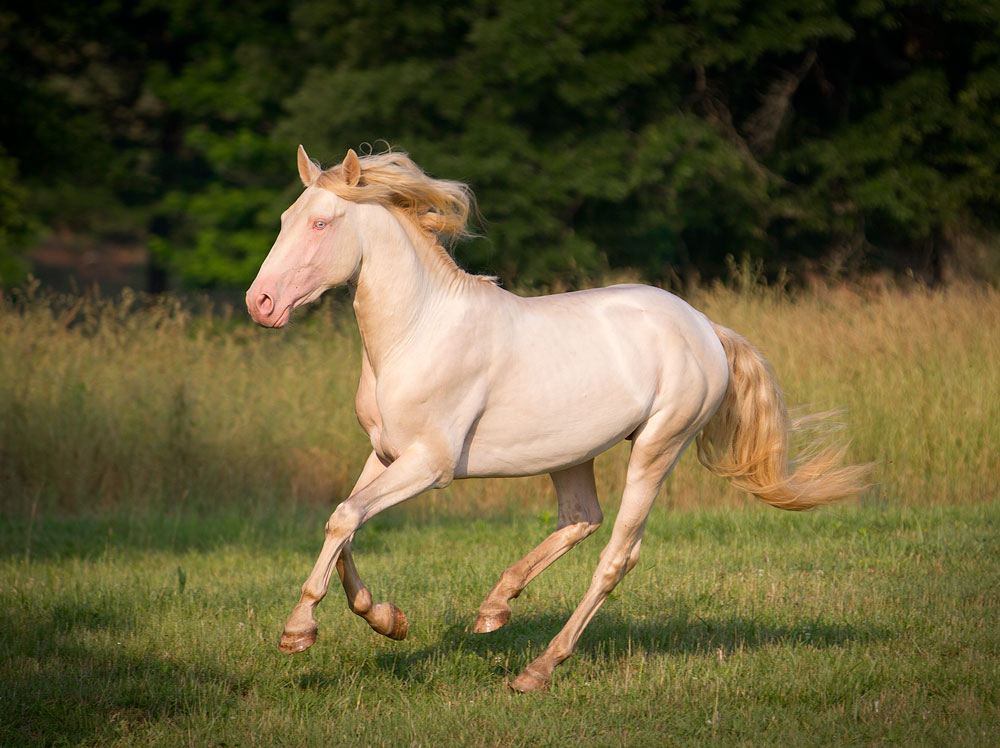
[3,0,1000,287]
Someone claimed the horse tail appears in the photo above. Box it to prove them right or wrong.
[696,323,871,511]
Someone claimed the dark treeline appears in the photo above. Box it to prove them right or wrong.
[2,0,999,289]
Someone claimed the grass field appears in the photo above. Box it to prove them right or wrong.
[1,281,999,745]
[2,503,998,746]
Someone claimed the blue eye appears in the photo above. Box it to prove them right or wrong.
[313,220,326,229]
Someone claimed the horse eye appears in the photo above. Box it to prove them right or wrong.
[313,220,326,230]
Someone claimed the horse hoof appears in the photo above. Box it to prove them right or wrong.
[473,606,510,634]
[278,627,317,654]
[376,603,408,641]
[509,667,549,693]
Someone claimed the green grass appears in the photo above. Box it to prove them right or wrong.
[2,502,998,746]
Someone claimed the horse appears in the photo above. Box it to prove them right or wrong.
[245,145,869,692]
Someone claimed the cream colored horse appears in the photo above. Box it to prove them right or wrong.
[246,146,868,691]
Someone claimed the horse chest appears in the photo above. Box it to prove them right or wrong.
[357,354,490,466]
[354,368,435,464]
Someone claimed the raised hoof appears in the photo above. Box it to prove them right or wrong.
[371,603,409,641]
[278,627,317,654]
[473,606,511,634]
[509,667,549,693]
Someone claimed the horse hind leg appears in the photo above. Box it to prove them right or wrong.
[474,460,603,634]
[509,433,690,692]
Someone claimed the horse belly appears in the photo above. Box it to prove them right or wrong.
[457,363,652,478]
[459,423,636,478]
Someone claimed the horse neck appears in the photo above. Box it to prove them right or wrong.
[350,207,468,368]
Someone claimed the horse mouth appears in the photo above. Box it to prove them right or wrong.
[250,302,292,328]
[248,283,325,328]
[269,305,293,328]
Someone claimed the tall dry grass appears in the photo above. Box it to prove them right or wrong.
[1,280,997,518]
[692,281,999,507]
[1,286,367,517]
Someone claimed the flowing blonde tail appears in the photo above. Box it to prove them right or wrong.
[696,323,871,510]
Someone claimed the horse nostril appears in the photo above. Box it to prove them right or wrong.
[258,293,274,316]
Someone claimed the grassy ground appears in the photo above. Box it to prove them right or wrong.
[1,282,998,745]
[2,502,998,746]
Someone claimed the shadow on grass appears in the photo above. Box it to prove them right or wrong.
[0,505,534,561]
[0,582,888,747]
[0,602,252,748]
[294,609,890,690]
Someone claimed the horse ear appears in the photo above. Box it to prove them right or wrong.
[297,145,321,186]
[341,149,362,187]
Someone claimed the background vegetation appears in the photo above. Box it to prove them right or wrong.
[3,281,997,519]
[4,0,1000,289]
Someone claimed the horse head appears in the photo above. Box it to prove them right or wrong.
[246,146,364,327]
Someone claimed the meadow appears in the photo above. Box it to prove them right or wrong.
[1,280,998,745]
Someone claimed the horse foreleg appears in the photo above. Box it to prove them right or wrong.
[279,447,445,654]
[509,438,686,692]
[333,453,408,640]
[277,451,386,653]
[336,544,409,640]
[474,460,602,633]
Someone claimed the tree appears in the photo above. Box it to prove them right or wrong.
[0,148,36,284]
[3,0,999,290]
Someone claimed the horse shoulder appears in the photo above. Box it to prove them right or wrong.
[366,317,495,467]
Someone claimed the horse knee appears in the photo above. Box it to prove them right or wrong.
[326,502,363,538]
[557,501,603,530]
[595,540,642,588]
[588,502,604,528]
[594,556,626,590]
[557,503,603,537]
[578,509,603,536]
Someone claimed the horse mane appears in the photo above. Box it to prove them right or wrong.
[314,150,473,238]
[314,149,494,285]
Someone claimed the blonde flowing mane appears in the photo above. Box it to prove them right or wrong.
[315,150,474,242]
[312,149,494,285]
